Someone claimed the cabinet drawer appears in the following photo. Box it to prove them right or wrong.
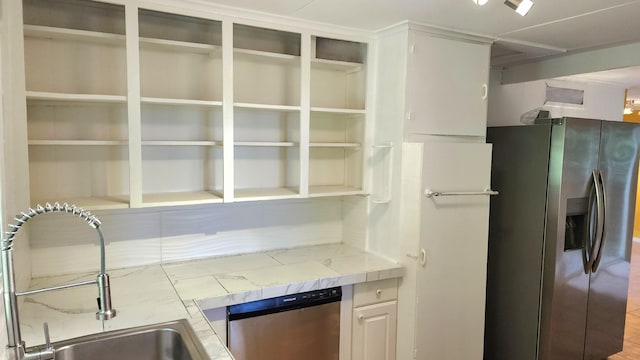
[353,278,398,307]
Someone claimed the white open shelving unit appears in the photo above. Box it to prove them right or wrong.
[21,0,370,210]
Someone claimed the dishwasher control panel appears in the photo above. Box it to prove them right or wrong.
[228,287,342,320]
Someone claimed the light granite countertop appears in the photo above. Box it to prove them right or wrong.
[19,244,403,359]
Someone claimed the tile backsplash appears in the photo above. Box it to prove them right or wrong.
[29,197,365,277]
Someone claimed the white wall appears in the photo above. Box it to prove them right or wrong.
[488,69,626,126]
[0,9,7,353]
[1,0,32,356]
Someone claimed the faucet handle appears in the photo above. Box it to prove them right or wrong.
[38,322,55,359]
[43,322,51,349]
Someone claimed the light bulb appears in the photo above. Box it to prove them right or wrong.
[473,0,489,5]
[516,0,534,15]
[504,0,534,16]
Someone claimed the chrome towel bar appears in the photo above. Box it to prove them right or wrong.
[424,188,499,198]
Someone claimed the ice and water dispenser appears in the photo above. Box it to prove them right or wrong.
[565,197,590,251]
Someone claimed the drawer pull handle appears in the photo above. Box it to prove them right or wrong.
[376,289,382,296]
[358,314,364,321]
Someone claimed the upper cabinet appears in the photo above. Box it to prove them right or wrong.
[405,30,490,137]
[233,24,302,201]
[310,37,367,197]
[137,9,224,207]
[23,0,130,209]
[18,0,370,210]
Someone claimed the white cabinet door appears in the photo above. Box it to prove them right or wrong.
[352,301,397,360]
[415,141,492,360]
[405,31,490,137]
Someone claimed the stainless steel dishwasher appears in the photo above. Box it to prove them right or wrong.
[227,287,341,360]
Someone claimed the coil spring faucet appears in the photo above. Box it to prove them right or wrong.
[2,202,116,360]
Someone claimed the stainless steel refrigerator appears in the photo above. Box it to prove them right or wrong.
[484,118,640,360]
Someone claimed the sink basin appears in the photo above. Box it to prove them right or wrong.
[28,319,210,360]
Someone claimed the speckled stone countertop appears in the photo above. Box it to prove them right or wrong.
[19,243,403,359]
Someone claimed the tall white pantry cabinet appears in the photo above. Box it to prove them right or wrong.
[370,23,492,360]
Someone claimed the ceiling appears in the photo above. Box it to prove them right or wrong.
[202,0,640,98]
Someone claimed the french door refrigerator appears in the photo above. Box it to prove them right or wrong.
[485,118,640,360]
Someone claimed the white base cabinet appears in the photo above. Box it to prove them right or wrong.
[352,301,397,360]
[352,279,398,360]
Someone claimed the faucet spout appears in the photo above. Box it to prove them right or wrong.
[2,203,116,360]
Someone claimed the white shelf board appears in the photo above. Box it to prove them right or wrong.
[141,140,219,146]
[24,25,125,45]
[141,97,222,107]
[141,191,223,207]
[311,58,363,72]
[311,107,366,115]
[29,140,128,146]
[310,142,360,148]
[234,48,299,63]
[31,196,130,210]
[234,187,300,202]
[308,185,365,197]
[234,141,296,147]
[140,37,220,54]
[234,103,300,112]
[26,91,127,103]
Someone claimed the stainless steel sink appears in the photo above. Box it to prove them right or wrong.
[27,319,210,360]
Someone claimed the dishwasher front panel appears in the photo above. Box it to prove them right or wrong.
[228,301,340,360]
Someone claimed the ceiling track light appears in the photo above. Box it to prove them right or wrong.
[504,0,534,16]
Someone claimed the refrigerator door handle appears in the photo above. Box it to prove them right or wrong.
[585,170,604,273]
[592,171,607,272]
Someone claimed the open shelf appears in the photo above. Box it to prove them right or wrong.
[308,185,365,197]
[234,187,299,202]
[30,196,130,210]
[235,142,296,147]
[141,191,223,207]
[311,58,362,72]
[24,24,124,45]
[139,9,222,103]
[142,145,223,202]
[140,37,220,54]
[234,103,301,112]
[28,140,127,146]
[234,48,299,63]
[141,141,219,146]
[310,142,360,148]
[26,91,126,103]
[24,0,131,214]
[141,97,222,107]
[311,107,366,114]
[29,145,130,211]
[234,24,300,108]
[309,146,363,197]
[21,1,368,208]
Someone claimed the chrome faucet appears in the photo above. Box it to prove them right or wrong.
[1,203,116,360]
